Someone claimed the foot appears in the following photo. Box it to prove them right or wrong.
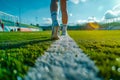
[51,27,60,40]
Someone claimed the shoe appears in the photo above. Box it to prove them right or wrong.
[51,26,60,40]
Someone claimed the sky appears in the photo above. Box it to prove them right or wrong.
[0,0,120,25]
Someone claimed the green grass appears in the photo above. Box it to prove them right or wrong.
[1,30,120,80]
[69,30,120,80]
[0,31,52,80]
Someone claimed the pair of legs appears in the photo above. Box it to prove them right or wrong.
[50,0,68,40]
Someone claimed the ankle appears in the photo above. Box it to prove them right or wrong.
[62,24,67,27]
[52,20,59,27]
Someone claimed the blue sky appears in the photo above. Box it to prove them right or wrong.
[0,0,120,25]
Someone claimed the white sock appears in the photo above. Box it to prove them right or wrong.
[62,24,67,35]
[63,24,67,30]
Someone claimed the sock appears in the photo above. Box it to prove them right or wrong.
[62,24,67,30]
[51,11,59,27]
[63,24,67,27]
[62,24,67,35]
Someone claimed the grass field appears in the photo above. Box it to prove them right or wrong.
[0,31,52,80]
[0,30,120,80]
[69,30,120,80]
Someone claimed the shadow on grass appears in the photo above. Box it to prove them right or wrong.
[0,38,52,50]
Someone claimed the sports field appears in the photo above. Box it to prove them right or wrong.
[0,30,120,80]
[0,31,52,80]
[69,30,120,80]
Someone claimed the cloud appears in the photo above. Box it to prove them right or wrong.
[77,16,100,24]
[43,18,52,25]
[104,10,118,19]
[70,0,87,4]
[104,4,120,19]
[88,16,100,22]
[113,4,120,11]
[77,20,87,24]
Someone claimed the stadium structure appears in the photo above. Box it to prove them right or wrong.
[0,11,42,32]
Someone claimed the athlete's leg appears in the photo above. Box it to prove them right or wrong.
[60,0,68,35]
[50,0,60,40]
